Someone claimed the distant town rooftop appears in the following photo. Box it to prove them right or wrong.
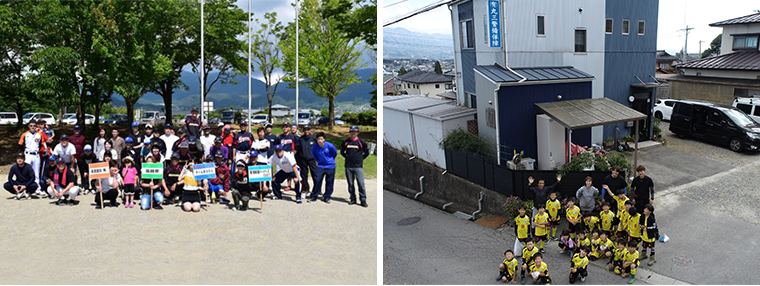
[397,70,453,84]
[709,12,760,27]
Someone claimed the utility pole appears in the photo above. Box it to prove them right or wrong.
[678,25,694,62]
[699,40,706,58]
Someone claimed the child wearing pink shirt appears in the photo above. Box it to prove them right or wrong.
[121,157,138,208]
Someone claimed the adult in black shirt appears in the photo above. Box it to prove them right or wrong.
[264,124,279,158]
[296,125,317,195]
[48,157,80,205]
[77,145,99,193]
[149,129,167,157]
[185,107,202,138]
[527,174,561,228]
[4,153,39,198]
[163,153,184,204]
[602,166,627,213]
[341,125,371,206]
[233,121,254,163]
[631,165,654,214]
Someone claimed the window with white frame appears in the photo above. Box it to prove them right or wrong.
[622,19,630,35]
[733,35,759,50]
[574,29,587,53]
[638,21,645,35]
[460,20,474,49]
[435,84,440,89]
[445,84,453,89]
[605,18,613,34]
[536,15,545,36]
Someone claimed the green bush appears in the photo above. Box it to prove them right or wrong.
[502,196,524,219]
[439,128,490,156]
[340,110,376,126]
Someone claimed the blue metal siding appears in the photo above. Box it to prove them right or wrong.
[497,82,593,165]
[603,0,659,139]
[458,0,477,95]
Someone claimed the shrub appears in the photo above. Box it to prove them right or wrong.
[439,128,490,156]
[340,110,377,126]
[502,196,524,219]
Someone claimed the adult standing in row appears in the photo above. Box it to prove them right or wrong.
[199,124,216,158]
[527,174,562,227]
[602,166,627,213]
[68,125,86,167]
[185,107,202,138]
[52,134,77,169]
[4,153,38,199]
[111,129,125,156]
[160,124,179,163]
[309,132,337,203]
[93,128,108,159]
[296,125,317,196]
[232,121,254,164]
[263,124,278,159]
[631,165,654,214]
[18,120,46,186]
[342,125,370,207]
[253,127,270,164]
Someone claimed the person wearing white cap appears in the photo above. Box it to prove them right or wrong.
[77,144,98,194]
[199,124,216,158]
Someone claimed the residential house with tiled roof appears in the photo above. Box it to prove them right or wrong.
[672,12,760,105]
[396,70,455,99]
[656,50,679,69]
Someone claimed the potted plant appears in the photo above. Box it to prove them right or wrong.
[622,135,634,143]
[604,137,615,148]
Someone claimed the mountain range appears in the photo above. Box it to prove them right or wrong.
[113,68,376,111]
[383,27,454,60]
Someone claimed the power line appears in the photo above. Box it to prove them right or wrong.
[384,0,409,8]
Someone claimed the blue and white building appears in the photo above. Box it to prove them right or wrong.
[448,0,659,162]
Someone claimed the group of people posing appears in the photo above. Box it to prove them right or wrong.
[497,165,658,285]
[5,108,372,212]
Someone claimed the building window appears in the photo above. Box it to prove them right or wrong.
[460,20,474,49]
[638,21,645,35]
[733,35,759,50]
[622,19,630,35]
[605,18,613,34]
[659,63,668,69]
[734,88,760,97]
[574,29,587,53]
[536,15,545,36]
[469,93,477,108]
[445,84,453,89]
[435,84,440,89]
[486,108,496,128]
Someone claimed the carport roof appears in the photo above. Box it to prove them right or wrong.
[474,65,594,83]
[535,98,647,129]
[383,95,477,120]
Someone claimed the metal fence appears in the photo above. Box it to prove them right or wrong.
[445,149,623,201]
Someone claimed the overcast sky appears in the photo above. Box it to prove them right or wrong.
[383,0,760,55]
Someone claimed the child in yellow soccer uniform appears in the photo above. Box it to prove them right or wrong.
[498,249,519,283]
[599,202,615,233]
[546,191,561,240]
[569,246,590,284]
[575,231,591,255]
[534,204,550,253]
[591,231,615,261]
[640,204,658,266]
[606,188,630,216]
[565,200,582,240]
[616,200,633,240]
[515,205,532,245]
[529,253,552,285]
[582,211,600,233]
[521,240,540,284]
[627,206,643,249]
[621,240,640,284]
[609,238,627,273]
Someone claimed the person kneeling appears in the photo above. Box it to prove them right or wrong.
[47,157,80,206]
[139,156,166,210]
[230,160,262,211]
[94,162,122,209]
[179,161,203,212]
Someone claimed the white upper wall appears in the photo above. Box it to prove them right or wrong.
[719,23,760,56]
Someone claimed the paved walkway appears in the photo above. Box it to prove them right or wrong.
[0,170,377,284]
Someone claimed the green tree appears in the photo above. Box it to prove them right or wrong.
[398,66,408,75]
[280,0,365,131]
[252,12,285,122]
[434,60,443,74]
[701,34,722,58]
[0,1,41,128]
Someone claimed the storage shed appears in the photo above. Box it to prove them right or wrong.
[383,95,477,167]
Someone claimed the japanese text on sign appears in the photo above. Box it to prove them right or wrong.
[248,165,273,183]
[89,162,110,179]
[142,163,163,179]
[193,163,217,180]
[488,0,501,47]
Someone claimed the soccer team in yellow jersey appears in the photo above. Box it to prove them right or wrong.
[498,166,659,285]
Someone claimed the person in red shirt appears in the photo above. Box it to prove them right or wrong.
[68,125,87,185]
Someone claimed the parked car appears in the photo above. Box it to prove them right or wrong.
[313,116,345,126]
[297,112,312,126]
[653,99,679,121]
[732,97,760,123]
[0,112,18,125]
[334,117,346,125]
[22,113,56,125]
[220,110,237,124]
[250,114,271,126]
[140,111,164,126]
[669,100,760,152]
[61,113,96,125]
[208,117,221,126]
[103,114,128,125]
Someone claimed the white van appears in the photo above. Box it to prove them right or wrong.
[0,112,18,125]
[22,113,56,125]
[732,97,760,123]
[140,111,164,125]
[61,113,96,125]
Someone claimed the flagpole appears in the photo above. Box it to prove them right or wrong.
[295,0,299,126]
[200,0,205,123]
[248,0,252,133]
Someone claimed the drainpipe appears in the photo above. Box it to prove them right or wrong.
[415,176,425,199]
[471,192,485,218]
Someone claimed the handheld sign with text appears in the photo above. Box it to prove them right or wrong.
[193,163,217,180]
[142,163,164,179]
[89,162,110,179]
[248,165,272,183]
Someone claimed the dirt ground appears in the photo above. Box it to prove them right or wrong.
[0,167,377,284]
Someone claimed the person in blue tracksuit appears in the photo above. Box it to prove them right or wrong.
[308,132,338,203]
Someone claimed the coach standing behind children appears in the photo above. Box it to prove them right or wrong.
[309,132,337,203]
[341,125,370,207]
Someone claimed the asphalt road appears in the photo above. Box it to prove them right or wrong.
[0,173,377,284]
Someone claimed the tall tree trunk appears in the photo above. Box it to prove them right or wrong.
[15,96,23,129]
[328,97,335,132]
[94,101,101,133]
[126,100,135,127]
[267,85,273,121]
[160,82,174,126]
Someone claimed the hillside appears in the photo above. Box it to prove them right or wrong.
[113,68,376,111]
[383,27,454,60]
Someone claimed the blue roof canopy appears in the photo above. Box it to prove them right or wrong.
[474,64,595,83]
